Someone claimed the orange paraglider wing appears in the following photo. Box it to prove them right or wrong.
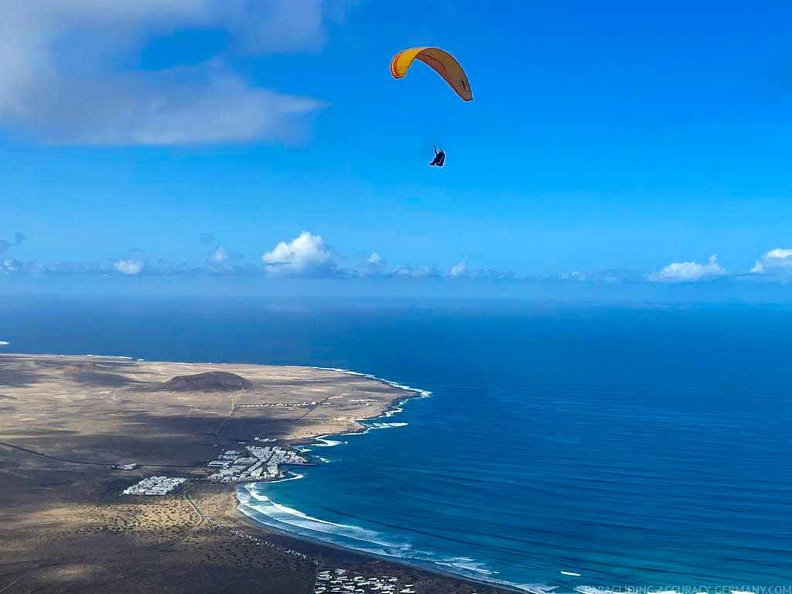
[390,47,473,101]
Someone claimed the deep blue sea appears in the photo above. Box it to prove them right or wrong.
[2,296,791,590]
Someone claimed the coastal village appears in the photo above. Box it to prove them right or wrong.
[122,476,187,496]
[206,442,308,483]
[120,438,310,497]
[239,397,377,410]
[313,569,416,594]
[117,443,439,594]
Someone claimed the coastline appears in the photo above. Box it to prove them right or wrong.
[0,353,517,593]
[231,499,528,594]
[232,369,529,593]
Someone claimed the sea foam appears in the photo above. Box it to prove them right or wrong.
[237,486,525,586]
[364,421,408,430]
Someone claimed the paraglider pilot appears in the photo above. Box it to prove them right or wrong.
[430,146,446,167]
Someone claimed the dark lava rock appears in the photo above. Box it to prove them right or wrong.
[160,371,255,392]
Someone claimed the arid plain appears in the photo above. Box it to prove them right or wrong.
[0,354,508,594]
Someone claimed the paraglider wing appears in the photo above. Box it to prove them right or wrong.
[390,47,473,101]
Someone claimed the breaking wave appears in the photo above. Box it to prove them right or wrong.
[314,437,346,448]
[364,421,409,430]
[238,484,414,557]
[237,484,538,591]
[309,366,432,401]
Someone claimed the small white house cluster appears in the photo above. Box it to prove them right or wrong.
[239,401,319,409]
[122,476,187,496]
[111,463,138,470]
[207,442,307,483]
[314,569,414,594]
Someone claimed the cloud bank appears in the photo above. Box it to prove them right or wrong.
[649,255,727,283]
[5,232,792,290]
[113,259,145,276]
[750,248,792,279]
[449,261,468,278]
[0,1,354,145]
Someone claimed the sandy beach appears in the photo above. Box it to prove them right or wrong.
[0,354,510,593]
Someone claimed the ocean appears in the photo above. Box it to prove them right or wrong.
[2,296,790,590]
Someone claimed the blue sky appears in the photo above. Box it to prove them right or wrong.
[2,0,792,289]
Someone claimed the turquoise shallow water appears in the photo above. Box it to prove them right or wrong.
[3,297,791,590]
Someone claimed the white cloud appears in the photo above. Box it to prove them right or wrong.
[0,1,352,145]
[648,254,726,283]
[113,259,145,275]
[209,246,228,264]
[355,251,387,277]
[567,271,586,281]
[20,67,322,146]
[1,258,18,273]
[391,265,438,279]
[261,231,334,276]
[203,242,249,273]
[445,261,515,281]
[750,248,792,276]
[230,0,358,54]
[449,261,468,278]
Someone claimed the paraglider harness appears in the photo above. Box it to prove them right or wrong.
[430,146,446,167]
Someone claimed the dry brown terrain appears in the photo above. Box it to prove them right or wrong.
[0,354,510,594]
